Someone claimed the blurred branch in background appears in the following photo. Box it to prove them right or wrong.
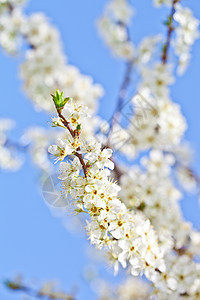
[5,277,76,300]
[161,0,180,64]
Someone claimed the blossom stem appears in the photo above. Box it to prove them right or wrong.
[57,111,76,138]
[56,110,88,177]
[74,152,88,177]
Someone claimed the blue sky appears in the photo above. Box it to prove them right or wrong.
[1,1,200,299]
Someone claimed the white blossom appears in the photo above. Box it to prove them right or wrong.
[174,4,199,74]
[98,0,135,60]
[48,97,165,282]
[0,118,23,170]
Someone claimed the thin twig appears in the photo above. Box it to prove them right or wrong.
[5,280,75,300]
[58,111,76,138]
[108,60,134,139]
[115,60,134,114]
[107,18,134,138]
[104,23,134,180]
[74,152,88,177]
[162,0,179,64]
[5,139,28,152]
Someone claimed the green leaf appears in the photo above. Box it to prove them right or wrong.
[4,280,20,290]
[51,89,71,110]
[138,202,146,211]
[163,16,171,27]
[76,124,81,131]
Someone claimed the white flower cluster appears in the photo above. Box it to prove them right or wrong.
[92,276,150,300]
[0,2,25,53]
[49,97,165,283]
[0,0,103,119]
[98,0,162,64]
[119,150,191,252]
[0,118,22,170]
[153,1,199,74]
[118,149,200,297]
[98,0,135,60]
[0,118,72,174]
[94,255,200,300]
[0,120,83,174]
[174,4,199,74]
[140,63,174,98]
[110,87,187,159]
[21,126,61,172]
[136,35,161,65]
[20,13,103,113]
[154,254,200,298]
[20,110,99,173]
[189,231,200,257]
[176,164,197,191]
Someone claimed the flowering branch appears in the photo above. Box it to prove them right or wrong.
[52,90,89,177]
[49,90,165,285]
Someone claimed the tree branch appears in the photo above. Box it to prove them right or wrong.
[161,0,180,64]
[5,280,75,300]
